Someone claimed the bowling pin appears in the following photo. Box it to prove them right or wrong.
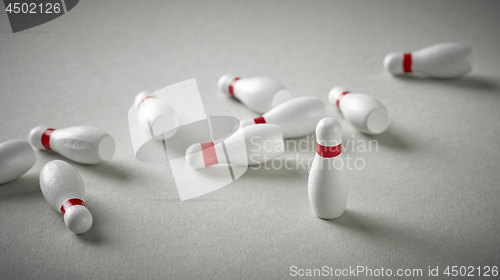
[185,124,284,169]
[218,74,291,114]
[308,118,348,219]
[384,42,472,78]
[29,125,115,164]
[240,97,327,138]
[0,140,36,184]
[40,160,93,234]
[185,97,326,154]
[135,91,179,139]
[328,87,389,134]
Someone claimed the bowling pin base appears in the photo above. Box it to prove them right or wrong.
[313,208,345,220]
[97,135,116,162]
[365,109,390,134]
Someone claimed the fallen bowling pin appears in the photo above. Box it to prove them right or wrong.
[40,160,93,234]
[135,91,179,139]
[0,140,36,184]
[384,42,472,78]
[308,118,348,219]
[239,97,327,138]
[328,87,389,134]
[185,97,327,153]
[29,125,115,164]
[185,124,284,169]
[218,74,291,114]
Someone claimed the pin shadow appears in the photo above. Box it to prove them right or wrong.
[0,172,40,200]
[35,149,130,181]
[75,161,131,182]
[361,127,411,152]
[75,204,108,245]
[323,209,453,262]
[394,75,498,91]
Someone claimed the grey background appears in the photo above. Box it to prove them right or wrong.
[1,0,499,279]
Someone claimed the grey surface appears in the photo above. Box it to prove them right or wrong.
[1,0,500,279]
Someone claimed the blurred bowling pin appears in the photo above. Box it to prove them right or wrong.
[218,74,291,114]
[135,91,179,139]
[185,124,284,169]
[384,42,472,78]
[240,97,327,138]
[29,125,115,164]
[0,140,36,184]
[40,160,93,234]
[308,118,348,219]
[328,87,389,134]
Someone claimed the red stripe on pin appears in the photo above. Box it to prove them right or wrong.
[253,116,266,124]
[228,77,241,98]
[336,91,349,108]
[316,143,342,158]
[41,128,55,150]
[138,96,154,108]
[201,142,218,167]
[60,198,86,216]
[403,53,412,73]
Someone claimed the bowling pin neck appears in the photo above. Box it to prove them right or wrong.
[328,87,350,108]
[62,201,93,234]
[60,198,86,215]
[240,116,266,128]
[134,91,150,107]
[384,52,409,75]
[137,96,155,108]
[316,142,342,158]
[218,74,239,97]
[29,126,55,150]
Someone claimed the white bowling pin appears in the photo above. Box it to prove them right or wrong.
[0,140,36,184]
[39,160,93,234]
[384,42,472,78]
[218,74,291,114]
[239,97,327,138]
[135,91,179,139]
[185,124,284,169]
[328,87,389,134]
[186,97,326,153]
[29,126,115,164]
[308,118,348,219]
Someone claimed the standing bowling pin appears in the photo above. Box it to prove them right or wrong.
[308,118,348,219]
[240,97,327,138]
[185,124,284,169]
[0,140,36,184]
[29,126,115,164]
[135,91,179,139]
[328,87,389,134]
[218,74,291,114]
[39,160,93,234]
[384,42,472,78]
